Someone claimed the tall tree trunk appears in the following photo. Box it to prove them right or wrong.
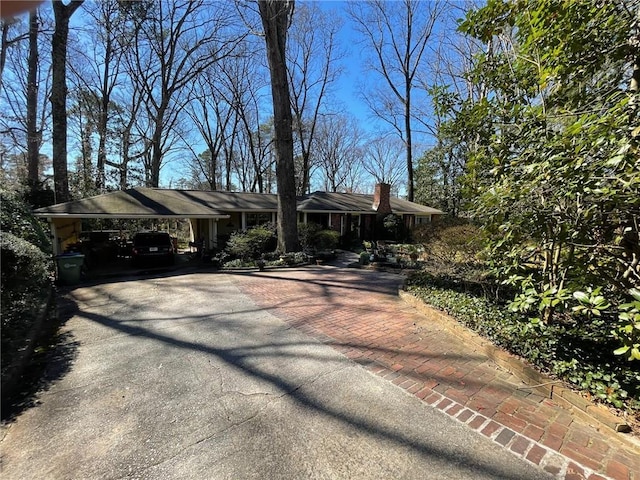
[258,0,298,252]
[405,84,414,201]
[0,21,9,91]
[51,0,84,203]
[26,10,39,185]
[95,34,112,191]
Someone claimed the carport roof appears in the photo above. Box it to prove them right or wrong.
[33,187,444,218]
[33,188,236,219]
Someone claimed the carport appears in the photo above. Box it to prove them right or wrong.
[33,188,230,256]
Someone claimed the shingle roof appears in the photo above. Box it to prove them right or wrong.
[32,188,232,218]
[298,191,443,215]
[33,187,443,218]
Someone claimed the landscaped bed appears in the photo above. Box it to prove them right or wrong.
[405,268,640,429]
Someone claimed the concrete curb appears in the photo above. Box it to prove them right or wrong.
[397,290,635,441]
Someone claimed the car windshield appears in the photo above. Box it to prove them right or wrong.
[134,234,170,246]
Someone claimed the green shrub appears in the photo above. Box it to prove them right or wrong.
[298,223,321,252]
[1,231,52,372]
[381,214,409,242]
[297,223,340,252]
[406,271,640,413]
[225,225,277,260]
[315,229,340,251]
[0,189,51,253]
[412,218,482,266]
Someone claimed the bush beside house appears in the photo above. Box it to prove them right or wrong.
[1,190,53,387]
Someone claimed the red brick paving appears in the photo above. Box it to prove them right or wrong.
[232,265,640,480]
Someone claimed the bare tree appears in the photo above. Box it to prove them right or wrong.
[315,114,365,192]
[287,2,342,195]
[0,7,51,191]
[0,16,29,90]
[347,0,443,201]
[228,53,274,193]
[127,0,244,187]
[413,1,489,215]
[111,81,146,189]
[361,136,406,190]
[67,0,140,191]
[258,0,298,252]
[183,69,235,191]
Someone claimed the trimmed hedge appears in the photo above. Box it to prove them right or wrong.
[0,189,50,253]
[225,225,277,260]
[406,272,640,413]
[1,232,52,372]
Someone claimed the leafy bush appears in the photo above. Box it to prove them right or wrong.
[412,218,483,266]
[381,214,409,242]
[297,223,339,252]
[315,229,340,251]
[1,231,52,372]
[1,190,53,374]
[298,223,321,252]
[406,271,640,413]
[225,224,276,260]
[1,189,50,253]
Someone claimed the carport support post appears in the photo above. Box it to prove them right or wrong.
[47,219,61,256]
[188,219,195,244]
[208,219,217,250]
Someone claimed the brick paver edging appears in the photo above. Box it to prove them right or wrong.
[397,290,634,436]
[394,378,612,480]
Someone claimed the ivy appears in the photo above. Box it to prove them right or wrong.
[406,272,640,412]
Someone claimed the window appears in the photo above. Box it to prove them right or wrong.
[246,212,272,227]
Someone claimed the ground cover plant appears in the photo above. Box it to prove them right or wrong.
[406,219,640,420]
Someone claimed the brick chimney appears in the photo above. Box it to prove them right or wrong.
[372,183,392,216]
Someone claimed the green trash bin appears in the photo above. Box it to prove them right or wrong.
[56,254,85,285]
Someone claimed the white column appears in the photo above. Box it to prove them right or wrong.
[241,212,247,230]
[49,219,60,256]
[208,219,217,249]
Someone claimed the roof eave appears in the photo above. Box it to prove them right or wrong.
[34,213,231,219]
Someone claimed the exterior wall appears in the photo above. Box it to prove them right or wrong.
[52,218,83,255]
[404,214,416,230]
[218,212,241,236]
[362,214,375,240]
[329,213,342,232]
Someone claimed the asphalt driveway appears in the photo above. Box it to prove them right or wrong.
[0,269,552,479]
